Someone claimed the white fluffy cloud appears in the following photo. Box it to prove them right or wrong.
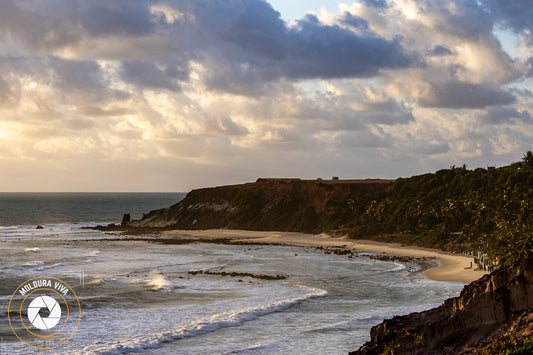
[0,0,532,191]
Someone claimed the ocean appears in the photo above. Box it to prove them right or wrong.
[0,193,465,354]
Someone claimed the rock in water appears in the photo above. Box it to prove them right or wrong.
[121,213,131,226]
[352,251,533,354]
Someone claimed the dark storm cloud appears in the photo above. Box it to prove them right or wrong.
[47,57,130,103]
[120,60,188,92]
[340,13,371,32]
[484,0,533,45]
[0,0,82,51]
[434,1,494,40]
[482,107,532,124]
[419,81,516,109]
[193,0,415,90]
[427,45,453,57]
[197,0,288,61]
[361,0,389,9]
[0,0,416,94]
[283,15,414,79]
[0,0,156,53]
[78,1,155,37]
[48,57,107,94]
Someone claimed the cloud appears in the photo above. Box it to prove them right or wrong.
[0,0,532,192]
[427,45,453,57]
[283,14,415,79]
[0,75,19,108]
[204,116,249,136]
[0,0,82,51]
[78,1,155,37]
[485,0,533,45]
[48,57,106,94]
[419,81,516,109]
[482,107,532,124]
[335,130,390,148]
[191,1,415,92]
[361,0,389,9]
[120,60,187,92]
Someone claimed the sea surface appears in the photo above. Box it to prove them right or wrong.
[0,193,465,354]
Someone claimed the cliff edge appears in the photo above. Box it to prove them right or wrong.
[352,251,533,354]
[128,178,393,233]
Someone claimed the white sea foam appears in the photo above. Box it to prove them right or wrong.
[0,218,465,355]
[20,261,44,268]
[85,276,105,285]
[144,270,173,291]
[388,262,407,272]
[35,262,63,271]
[81,285,328,354]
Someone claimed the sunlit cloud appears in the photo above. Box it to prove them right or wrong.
[0,0,532,191]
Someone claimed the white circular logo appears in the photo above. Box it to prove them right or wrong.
[27,295,62,330]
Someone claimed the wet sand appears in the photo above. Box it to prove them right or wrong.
[163,229,486,283]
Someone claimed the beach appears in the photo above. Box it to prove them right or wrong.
[0,194,477,353]
[163,229,486,283]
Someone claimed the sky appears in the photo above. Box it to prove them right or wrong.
[0,0,532,192]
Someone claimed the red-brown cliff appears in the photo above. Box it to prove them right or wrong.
[129,178,393,233]
[353,251,533,354]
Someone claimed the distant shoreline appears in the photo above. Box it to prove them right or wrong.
[161,229,486,283]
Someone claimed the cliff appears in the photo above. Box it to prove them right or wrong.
[119,158,533,263]
[352,251,533,355]
[128,178,394,233]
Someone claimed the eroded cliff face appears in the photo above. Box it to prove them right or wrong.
[129,179,393,233]
[353,251,533,355]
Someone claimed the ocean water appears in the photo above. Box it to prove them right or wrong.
[0,194,465,354]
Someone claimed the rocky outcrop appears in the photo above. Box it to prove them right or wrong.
[128,179,393,233]
[352,251,533,354]
[121,213,131,226]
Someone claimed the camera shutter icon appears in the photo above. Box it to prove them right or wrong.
[27,296,62,330]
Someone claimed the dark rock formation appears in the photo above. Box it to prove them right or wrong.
[35,225,44,229]
[121,213,131,226]
[128,179,393,233]
[352,251,533,354]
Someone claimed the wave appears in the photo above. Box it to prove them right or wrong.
[0,222,110,239]
[86,285,328,354]
[85,276,105,286]
[144,270,173,291]
[35,262,63,271]
[388,262,407,272]
[20,261,45,268]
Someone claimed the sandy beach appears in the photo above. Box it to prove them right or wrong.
[163,229,487,283]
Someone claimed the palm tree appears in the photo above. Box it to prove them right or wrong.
[523,151,533,168]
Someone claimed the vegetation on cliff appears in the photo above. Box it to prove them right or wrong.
[336,152,533,264]
[129,152,533,264]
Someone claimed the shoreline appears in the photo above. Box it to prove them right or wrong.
[161,229,487,283]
